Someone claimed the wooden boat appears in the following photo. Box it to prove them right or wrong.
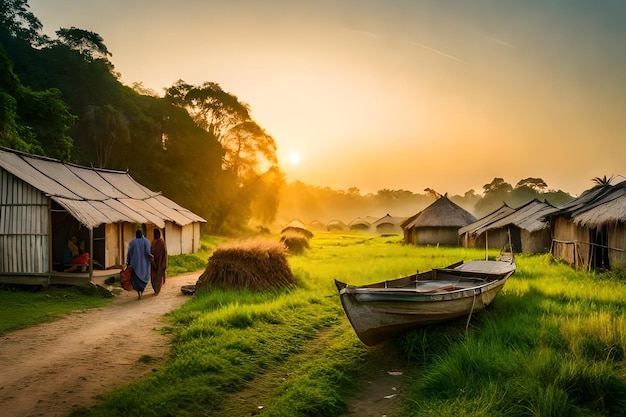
[335,258,516,346]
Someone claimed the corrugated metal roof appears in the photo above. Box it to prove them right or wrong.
[0,147,206,229]
[458,204,515,236]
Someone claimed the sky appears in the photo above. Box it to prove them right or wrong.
[28,0,626,197]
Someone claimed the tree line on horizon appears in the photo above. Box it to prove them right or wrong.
[0,1,584,235]
[276,177,575,226]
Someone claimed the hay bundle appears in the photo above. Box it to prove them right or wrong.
[280,230,310,255]
[195,238,296,291]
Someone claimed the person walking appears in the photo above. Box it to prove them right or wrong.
[126,229,151,299]
[150,229,168,295]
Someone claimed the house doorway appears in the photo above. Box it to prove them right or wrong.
[590,225,610,270]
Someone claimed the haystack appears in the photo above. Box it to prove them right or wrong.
[280,230,310,254]
[195,239,296,291]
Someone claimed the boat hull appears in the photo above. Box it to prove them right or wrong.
[336,260,515,346]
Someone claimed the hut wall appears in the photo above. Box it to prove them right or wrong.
[473,229,509,250]
[165,222,183,255]
[181,223,195,254]
[376,223,401,234]
[104,223,122,266]
[416,227,460,246]
[521,229,551,254]
[121,222,139,264]
[551,217,591,268]
[0,169,50,274]
[608,222,626,267]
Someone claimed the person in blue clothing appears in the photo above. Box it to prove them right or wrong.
[126,229,152,299]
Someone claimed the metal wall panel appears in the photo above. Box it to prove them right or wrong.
[0,169,49,274]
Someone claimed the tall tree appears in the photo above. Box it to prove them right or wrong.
[0,0,46,46]
[54,27,111,61]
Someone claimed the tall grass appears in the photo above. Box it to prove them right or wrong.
[70,233,626,417]
[400,253,626,417]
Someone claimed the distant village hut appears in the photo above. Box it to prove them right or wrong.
[372,214,404,234]
[0,147,206,286]
[459,204,515,249]
[460,199,557,253]
[280,219,314,238]
[402,195,476,246]
[326,219,348,231]
[348,217,375,232]
[549,181,626,270]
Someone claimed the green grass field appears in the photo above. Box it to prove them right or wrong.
[4,232,626,416]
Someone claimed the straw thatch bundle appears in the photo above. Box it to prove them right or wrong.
[280,230,310,254]
[195,239,296,291]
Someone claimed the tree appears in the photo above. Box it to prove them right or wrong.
[474,178,513,217]
[591,175,613,187]
[424,188,441,199]
[54,27,111,61]
[482,178,513,195]
[79,104,129,167]
[515,177,547,192]
[0,42,74,158]
[0,0,46,46]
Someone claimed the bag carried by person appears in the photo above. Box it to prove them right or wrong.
[120,266,133,291]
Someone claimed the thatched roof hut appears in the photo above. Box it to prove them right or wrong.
[348,216,377,232]
[549,181,626,270]
[280,219,314,238]
[372,214,405,234]
[460,199,557,253]
[402,195,476,246]
[326,219,348,231]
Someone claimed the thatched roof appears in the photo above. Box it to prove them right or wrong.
[402,195,476,229]
[348,216,377,228]
[459,204,515,236]
[482,199,557,234]
[280,219,313,237]
[372,213,405,227]
[571,182,626,227]
[548,181,626,227]
[327,219,348,230]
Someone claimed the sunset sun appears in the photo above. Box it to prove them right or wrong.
[288,151,301,166]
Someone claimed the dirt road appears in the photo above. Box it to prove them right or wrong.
[0,273,199,417]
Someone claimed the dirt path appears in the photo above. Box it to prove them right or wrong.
[0,273,410,417]
[0,273,199,417]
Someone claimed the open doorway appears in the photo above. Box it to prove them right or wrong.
[590,225,610,270]
[50,201,105,271]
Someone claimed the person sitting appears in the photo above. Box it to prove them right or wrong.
[64,236,89,272]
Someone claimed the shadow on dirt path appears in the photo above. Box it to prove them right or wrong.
[0,273,199,417]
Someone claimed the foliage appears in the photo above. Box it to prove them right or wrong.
[0,0,46,46]
[54,27,111,61]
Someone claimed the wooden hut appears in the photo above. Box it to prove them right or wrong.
[402,195,476,246]
[459,204,515,249]
[0,147,206,286]
[549,181,626,270]
[460,199,557,253]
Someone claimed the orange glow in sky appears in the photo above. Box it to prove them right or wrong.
[29,0,626,196]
